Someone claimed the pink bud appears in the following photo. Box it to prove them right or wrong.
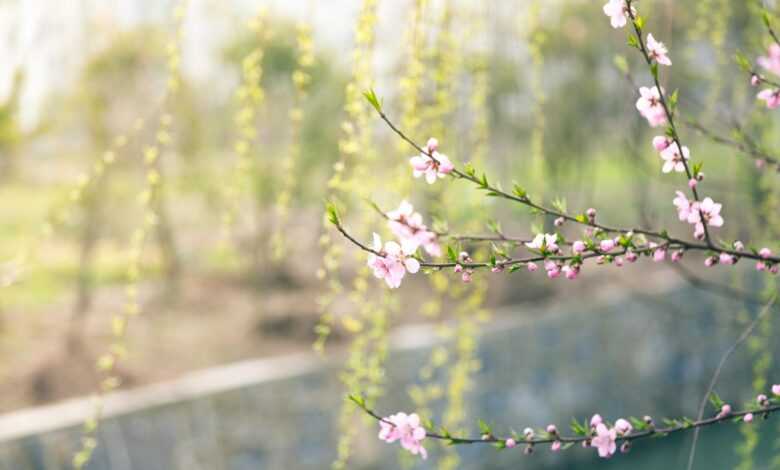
[426,137,439,152]
[586,208,596,222]
[688,178,697,189]
[772,265,779,274]
[615,418,632,435]
[757,394,768,406]
[652,136,671,151]
[757,261,767,271]
[653,248,666,262]
[505,438,517,448]
[459,251,471,262]
[759,248,772,259]
[626,250,638,263]
[704,256,716,267]
[744,413,754,423]
[523,427,534,439]
[462,271,472,283]
[719,404,732,417]
[596,255,606,265]
[734,241,744,251]
[697,172,705,181]
[527,262,538,272]
[615,256,624,267]
[563,265,579,280]
[620,441,631,454]
[554,217,564,227]
[454,264,463,273]
[751,74,761,86]
[551,440,561,452]
[772,384,780,396]
[572,240,586,254]
[671,250,683,262]
[600,239,615,252]
[546,424,558,435]
[719,253,735,265]
[491,265,504,273]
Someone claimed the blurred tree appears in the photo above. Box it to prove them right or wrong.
[0,70,23,182]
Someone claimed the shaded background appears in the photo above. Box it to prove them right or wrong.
[0,0,779,468]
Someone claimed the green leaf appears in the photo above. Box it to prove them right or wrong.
[709,392,725,410]
[734,51,752,72]
[627,34,639,49]
[325,201,341,226]
[447,245,458,263]
[634,15,644,30]
[362,88,383,113]
[512,182,527,198]
[348,394,366,408]
[651,62,659,81]
[478,419,492,435]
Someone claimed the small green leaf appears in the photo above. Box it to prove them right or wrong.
[325,201,341,226]
[362,88,383,113]
[478,419,492,435]
[627,34,639,49]
[735,51,752,72]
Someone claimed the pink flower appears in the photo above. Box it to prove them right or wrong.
[590,414,603,428]
[719,253,736,265]
[688,178,697,189]
[614,418,632,436]
[554,217,565,227]
[527,262,538,272]
[646,34,672,66]
[626,250,638,263]
[461,270,473,283]
[673,191,694,222]
[545,261,562,279]
[751,74,762,86]
[603,0,635,28]
[671,250,684,262]
[757,261,767,272]
[717,404,732,419]
[600,239,616,252]
[551,440,562,452]
[759,248,773,259]
[704,256,716,267]
[772,384,780,396]
[758,43,780,76]
[734,241,744,251]
[636,86,668,127]
[744,413,754,423]
[758,89,780,109]
[660,143,690,173]
[523,427,535,440]
[586,208,597,223]
[367,234,420,289]
[592,423,617,458]
[526,233,560,254]
[653,135,671,151]
[546,424,558,435]
[505,438,517,448]
[378,412,428,459]
[653,247,666,262]
[562,265,579,280]
[387,201,441,257]
[697,197,725,228]
[757,394,769,406]
[573,240,586,254]
[409,138,454,184]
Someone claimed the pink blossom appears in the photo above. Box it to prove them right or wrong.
[653,135,671,151]
[688,178,697,189]
[636,86,668,127]
[759,248,772,259]
[744,413,754,423]
[572,240,586,254]
[367,234,420,289]
[387,201,441,257]
[673,191,694,222]
[523,427,535,439]
[546,424,558,435]
[653,247,666,262]
[590,414,603,428]
[554,217,565,227]
[378,412,428,459]
[758,89,780,109]
[646,34,672,66]
[591,423,617,458]
[671,250,684,262]
[626,250,638,263]
[719,253,736,265]
[603,0,635,29]
[704,256,716,267]
[551,440,561,452]
[771,265,778,274]
[751,74,761,86]
[461,270,473,283]
[545,261,561,279]
[696,197,725,228]
[757,261,767,272]
[614,256,624,267]
[620,442,631,454]
[562,264,580,280]
[527,262,538,272]
[526,233,560,254]
[600,239,616,252]
[660,143,690,173]
[586,208,597,223]
[772,384,780,396]
[757,394,769,406]
[505,438,517,448]
[758,43,780,76]
[734,240,744,251]
[409,138,454,184]
[717,404,732,419]
[614,418,632,436]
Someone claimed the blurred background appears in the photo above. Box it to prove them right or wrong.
[1,0,780,468]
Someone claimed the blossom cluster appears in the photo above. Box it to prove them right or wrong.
[367,200,440,288]
[755,44,780,109]
[378,412,428,459]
